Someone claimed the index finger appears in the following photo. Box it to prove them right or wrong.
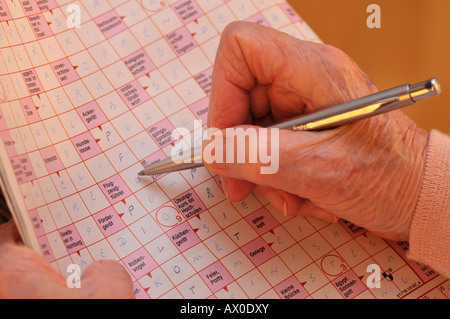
[208,21,288,129]
[208,22,377,130]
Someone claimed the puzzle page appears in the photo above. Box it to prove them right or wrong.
[0,0,448,299]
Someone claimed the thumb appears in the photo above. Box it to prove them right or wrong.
[203,125,331,197]
[77,260,134,299]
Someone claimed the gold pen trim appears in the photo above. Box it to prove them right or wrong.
[292,97,399,131]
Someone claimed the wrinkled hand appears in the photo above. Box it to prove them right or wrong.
[0,221,134,298]
[205,22,429,241]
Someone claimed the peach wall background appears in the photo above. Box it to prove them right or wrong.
[289,0,449,133]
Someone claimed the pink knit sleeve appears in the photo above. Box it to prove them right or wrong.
[407,130,450,278]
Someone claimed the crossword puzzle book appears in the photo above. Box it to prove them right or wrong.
[0,0,448,299]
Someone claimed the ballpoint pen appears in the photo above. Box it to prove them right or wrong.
[138,78,441,176]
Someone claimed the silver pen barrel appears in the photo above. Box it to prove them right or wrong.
[138,78,441,176]
[273,78,441,131]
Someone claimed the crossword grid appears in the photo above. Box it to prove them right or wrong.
[0,0,448,299]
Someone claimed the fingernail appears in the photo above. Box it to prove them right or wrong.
[219,176,229,200]
[283,201,289,217]
[264,192,287,217]
[202,128,226,173]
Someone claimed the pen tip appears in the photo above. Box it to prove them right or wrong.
[137,170,145,176]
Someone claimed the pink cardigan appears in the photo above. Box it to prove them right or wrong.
[408,130,450,278]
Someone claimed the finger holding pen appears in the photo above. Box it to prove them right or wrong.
[204,22,431,241]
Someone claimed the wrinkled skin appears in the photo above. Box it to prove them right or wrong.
[0,221,134,298]
[205,22,428,242]
[0,21,428,298]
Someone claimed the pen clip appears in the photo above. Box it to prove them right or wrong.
[292,96,400,131]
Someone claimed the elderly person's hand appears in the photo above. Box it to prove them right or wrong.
[0,221,134,298]
[205,22,428,241]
